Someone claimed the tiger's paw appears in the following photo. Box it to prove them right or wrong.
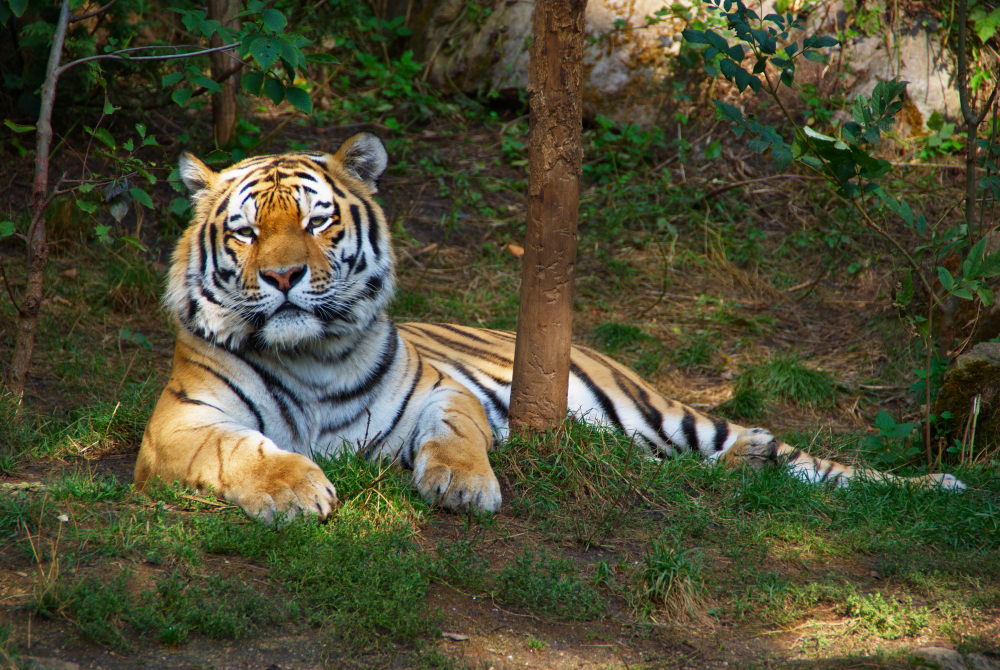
[922,472,967,491]
[227,452,338,524]
[719,427,778,469]
[412,451,502,513]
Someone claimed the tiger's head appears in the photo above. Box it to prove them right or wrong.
[165,133,395,351]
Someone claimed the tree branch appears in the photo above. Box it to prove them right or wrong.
[69,0,116,23]
[58,41,240,75]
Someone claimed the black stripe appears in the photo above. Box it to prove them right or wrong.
[570,362,624,432]
[680,410,699,452]
[448,360,509,425]
[321,330,398,403]
[188,360,265,433]
[293,171,318,182]
[819,462,835,482]
[170,387,224,413]
[379,364,423,445]
[434,323,493,344]
[232,353,303,443]
[712,419,729,451]
[362,199,381,259]
[321,172,346,199]
[363,274,383,299]
[608,369,672,448]
[213,195,230,219]
[349,203,364,251]
[407,326,513,368]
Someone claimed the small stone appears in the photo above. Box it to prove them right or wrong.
[967,653,1000,670]
[912,647,967,670]
[21,657,81,670]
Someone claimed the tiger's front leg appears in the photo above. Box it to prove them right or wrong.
[135,391,338,524]
[408,384,502,513]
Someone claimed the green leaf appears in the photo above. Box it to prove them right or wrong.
[704,30,730,53]
[263,76,284,104]
[88,127,116,149]
[169,197,191,217]
[171,88,194,106]
[803,126,837,142]
[102,99,119,115]
[242,71,264,94]
[801,50,828,63]
[76,200,98,214]
[803,35,838,49]
[0,220,14,238]
[161,71,185,87]
[135,123,147,138]
[8,0,27,17]
[3,119,34,133]
[261,8,287,32]
[250,36,282,70]
[307,53,338,65]
[129,187,154,209]
[192,74,222,94]
[682,29,709,44]
[284,86,312,114]
[937,266,955,290]
[952,286,974,300]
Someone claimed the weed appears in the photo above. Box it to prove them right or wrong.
[49,471,130,502]
[433,539,490,593]
[592,322,649,352]
[637,537,708,621]
[104,246,162,312]
[840,591,929,639]
[494,550,604,620]
[669,329,719,370]
[271,517,437,649]
[716,386,768,421]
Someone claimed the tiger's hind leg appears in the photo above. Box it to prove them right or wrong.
[407,381,502,513]
[716,425,966,490]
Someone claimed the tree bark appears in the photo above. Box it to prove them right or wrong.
[209,0,240,146]
[508,0,587,433]
[5,0,70,401]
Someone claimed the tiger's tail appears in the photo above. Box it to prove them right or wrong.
[715,426,966,490]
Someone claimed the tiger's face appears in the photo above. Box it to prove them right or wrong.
[165,133,394,351]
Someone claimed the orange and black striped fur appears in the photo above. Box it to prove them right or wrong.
[135,133,964,522]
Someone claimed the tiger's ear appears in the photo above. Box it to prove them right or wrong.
[178,152,216,195]
[333,133,388,192]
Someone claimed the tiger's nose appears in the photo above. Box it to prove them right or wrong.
[259,265,306,292]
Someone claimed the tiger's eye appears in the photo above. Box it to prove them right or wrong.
[233,226,255,239]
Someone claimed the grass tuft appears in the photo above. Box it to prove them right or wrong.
[494,549,604,620]
[637,537,709,622]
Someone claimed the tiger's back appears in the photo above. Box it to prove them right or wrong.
[135,133,963,523]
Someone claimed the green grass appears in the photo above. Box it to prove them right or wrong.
[494,549,604,620]
[718,353,839,420]
[637,537,707,620]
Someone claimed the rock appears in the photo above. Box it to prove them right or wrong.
[912,647,968,670]
[967,653,1000,670]
[934,342,1000,459]
[406,0,962,132]
[408,0,694,126]
[21,657,81,670]
[806,1,960,130]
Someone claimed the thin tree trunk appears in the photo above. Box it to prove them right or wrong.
[209,0,240,146]
[508,0,587,433]
[5,0,70,401]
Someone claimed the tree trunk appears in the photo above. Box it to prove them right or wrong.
[508,0,587,433]
[5,0,69,401]
[209,0,240,146]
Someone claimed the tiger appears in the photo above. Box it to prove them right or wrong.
[134,132,965,523]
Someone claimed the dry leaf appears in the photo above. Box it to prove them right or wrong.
[506,243,524,258]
